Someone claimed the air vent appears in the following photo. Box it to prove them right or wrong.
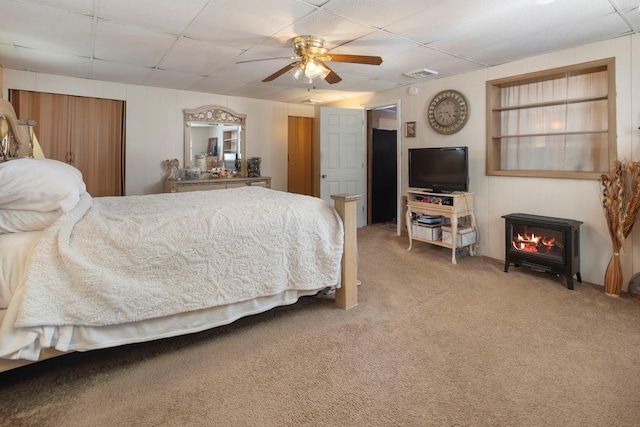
[404,68,438,78]
[301,99,323,104]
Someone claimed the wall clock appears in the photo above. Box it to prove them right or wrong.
[427,90,469,135]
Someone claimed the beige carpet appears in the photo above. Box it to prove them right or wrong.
[2,225,640,426]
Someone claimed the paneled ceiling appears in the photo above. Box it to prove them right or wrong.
[0,0,638,104]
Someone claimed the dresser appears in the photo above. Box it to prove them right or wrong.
[164,177,271,193]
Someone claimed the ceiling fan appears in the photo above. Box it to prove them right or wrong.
[237,35,383,84]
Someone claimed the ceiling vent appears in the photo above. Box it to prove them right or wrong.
[404,68,438,78]
[301,99,323,104]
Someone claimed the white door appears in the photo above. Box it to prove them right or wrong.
[320,107,366,227]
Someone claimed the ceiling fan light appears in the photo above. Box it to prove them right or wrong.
[304,60,321,78]
[317,64,331,80]
[302,76,314,84]
[289,65,304,80]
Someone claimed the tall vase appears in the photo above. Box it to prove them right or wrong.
[604,252,622,297]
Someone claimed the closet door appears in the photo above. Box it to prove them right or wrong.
[10,90,125,197]
[70,96,124,197]
[11,90,71,163]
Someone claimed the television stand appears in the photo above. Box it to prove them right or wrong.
[406,189,476,264]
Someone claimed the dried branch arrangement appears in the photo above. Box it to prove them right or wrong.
[600,160,640,295]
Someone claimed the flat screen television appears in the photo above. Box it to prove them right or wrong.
[408,146,469,193]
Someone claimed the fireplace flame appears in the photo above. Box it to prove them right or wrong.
[512,232,556,253]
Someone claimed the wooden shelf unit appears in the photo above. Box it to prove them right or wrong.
[485,57,616,180]
[406,188,476,264]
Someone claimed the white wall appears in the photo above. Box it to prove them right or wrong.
[325,34,640,291]
[2,70,314,195]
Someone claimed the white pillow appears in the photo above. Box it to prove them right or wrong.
[0,209,61,233]
[0,159,86,212]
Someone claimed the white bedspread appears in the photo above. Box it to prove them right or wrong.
[14,186,343,328]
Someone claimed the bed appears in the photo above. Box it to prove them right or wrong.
[0,113,359,374]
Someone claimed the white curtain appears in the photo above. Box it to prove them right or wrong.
[500,70,608,172]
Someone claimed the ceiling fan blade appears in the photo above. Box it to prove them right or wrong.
[324,70,342,84]
[318,61,342,84]
[323,53,383,65]
[262,63,297,82]
[236,56,297,64]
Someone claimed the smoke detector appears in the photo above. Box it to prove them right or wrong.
[404,68,438,78]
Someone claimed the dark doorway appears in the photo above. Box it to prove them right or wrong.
[371,128,397,223]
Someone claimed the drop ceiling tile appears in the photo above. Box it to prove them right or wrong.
[189,77,252,95]
[616,0,640,9]
[214,59,291,83]
[265,87,325,102]
[94,20,177,67]
[323,0,437,28]
[468,12,635,66]
[91,59,153,85]
[0,44,24,70]
[19,0,96,15]
[289,91,364,104]
[17,46,91,78]
[160,38,244,75]
[273,9,377,48]
[239,41,301,60]
[233,50,295,69]
[0,30,11,46]
[329,31,418,58]
[623,6,640,28]
[0,1,94,56]
[337,45,478,82]
[227,82,291,99]
[98,0,210,35]
[385,0,616,46]
[428,0,620,57]
[143,68,206,90]
[337,77,402,94]
[185,0,315,46]
[298,0,327,6]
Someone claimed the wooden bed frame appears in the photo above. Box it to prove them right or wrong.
[0,192,360,373]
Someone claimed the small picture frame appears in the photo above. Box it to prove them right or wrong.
[405,121,416,138]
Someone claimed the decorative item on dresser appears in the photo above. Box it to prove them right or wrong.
[247,157,262,177]
[163,158,179,180]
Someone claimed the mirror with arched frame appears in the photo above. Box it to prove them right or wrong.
[184,105,246,177]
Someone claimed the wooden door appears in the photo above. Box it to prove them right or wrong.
[11,91,71,163]
[287,116,313,196]
[10,90,125,197]
[70,96,124,197]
